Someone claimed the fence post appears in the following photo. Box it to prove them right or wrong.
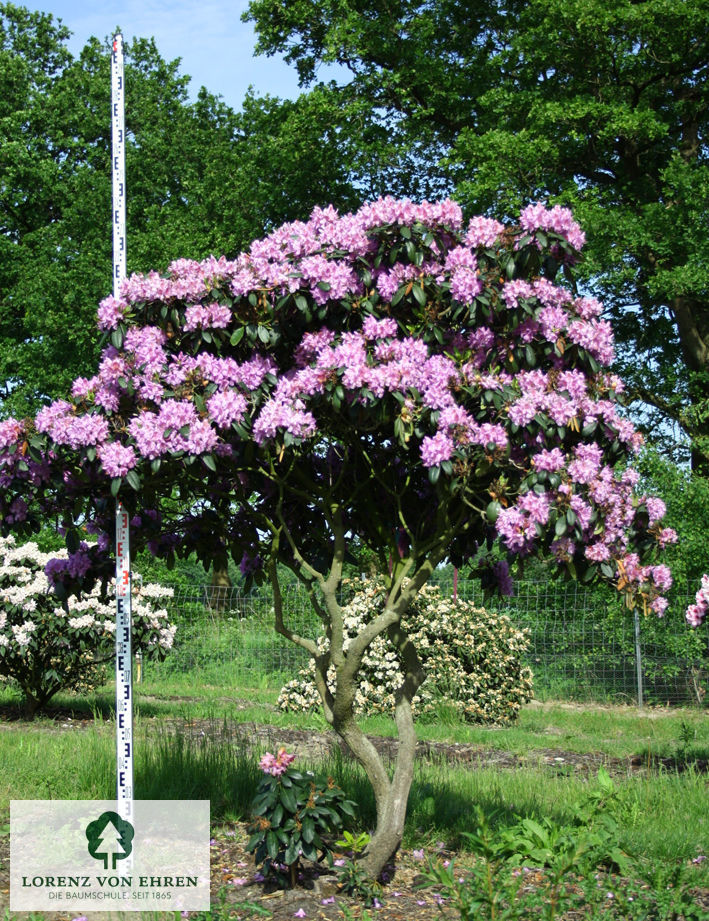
[633,609,644,708]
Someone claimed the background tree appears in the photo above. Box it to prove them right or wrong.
[0,3,366,418]
[245,0,709,467]
[0,199,677,876]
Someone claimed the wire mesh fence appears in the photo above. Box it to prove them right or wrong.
[148,580,709,707]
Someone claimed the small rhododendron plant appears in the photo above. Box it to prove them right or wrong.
[0,535,175,717]
[0,197,678,876]
[247,750,355,887]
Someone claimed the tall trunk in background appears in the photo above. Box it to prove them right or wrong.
[208,564,232,612]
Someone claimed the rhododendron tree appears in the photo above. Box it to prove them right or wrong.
[0,197,677,876]
[0,535,176,718]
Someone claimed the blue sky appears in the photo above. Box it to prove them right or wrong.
[18,0,318,110]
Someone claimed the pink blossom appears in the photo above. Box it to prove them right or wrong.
[97,295,128,330]
[502,279,534,309]
[644,497,666,524]
[207,391,248,429]
[465,216,504,248]
[98,443,138,477]
[532,448,566,472]
[183,302,232,331]
[657,528,678,547]
[420,432,455,467]
[0,419,24,451]
[259,748,297,776]
[450,266,482,304]
[519,203,586,251]
[568,319,615,365]
[362,316,398,340]
[585,542,610,562]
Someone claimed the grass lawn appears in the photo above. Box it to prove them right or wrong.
[0,673,709,921]
[0,678,707,886]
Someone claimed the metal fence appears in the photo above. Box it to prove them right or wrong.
[150,580,709,707]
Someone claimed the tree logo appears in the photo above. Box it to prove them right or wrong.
[85,811,134,869]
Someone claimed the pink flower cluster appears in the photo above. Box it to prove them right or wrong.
[258,748,297,776]
[97,295,128,331]
[183,302,232,331]
[686,575,709,627]
[519,203,586,252]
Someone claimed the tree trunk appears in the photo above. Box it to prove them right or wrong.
[329,620,425,879]
[208,564,232,612]
[333,696,418,879]
[21,693,42,721]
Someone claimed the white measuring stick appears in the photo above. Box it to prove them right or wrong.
[111,33,133,809]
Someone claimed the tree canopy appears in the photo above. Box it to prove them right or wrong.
[0,197,679,874]
[246,0,709,466]
[0,2,366,418]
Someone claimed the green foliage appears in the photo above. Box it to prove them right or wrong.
[334,831,383,907]
[419,769,704,920]
[246,753,356,887]
[278,579,533,723]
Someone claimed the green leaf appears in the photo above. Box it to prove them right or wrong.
[412,284,427,308]
[110,477,122,497]
[126,469,141,491]
[279,785,297,813]
[202,454,217,472]
[284,839,300,865]
[230,327,245,346]
[266,831,279,859]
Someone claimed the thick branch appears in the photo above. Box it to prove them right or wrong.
[268,555,318,656]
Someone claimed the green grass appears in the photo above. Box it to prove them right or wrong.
[3,673,708,758]
[0,707,706,886]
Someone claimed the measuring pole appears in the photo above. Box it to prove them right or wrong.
[111,33,133,808]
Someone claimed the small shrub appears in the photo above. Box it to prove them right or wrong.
[0,535,176,717]
[278,578,533,723]
[246,748,356,887]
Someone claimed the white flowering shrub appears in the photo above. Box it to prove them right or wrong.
[278,579,533,723]
[0,535,176,718]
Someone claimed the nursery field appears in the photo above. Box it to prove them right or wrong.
[0,681,707,921]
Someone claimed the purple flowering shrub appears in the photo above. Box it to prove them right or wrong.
[0,195,682,874]
[0,535,175,718]
[0,196,676,610]
[278,579,533,723]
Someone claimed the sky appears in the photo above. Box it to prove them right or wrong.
[17,0,319,110]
